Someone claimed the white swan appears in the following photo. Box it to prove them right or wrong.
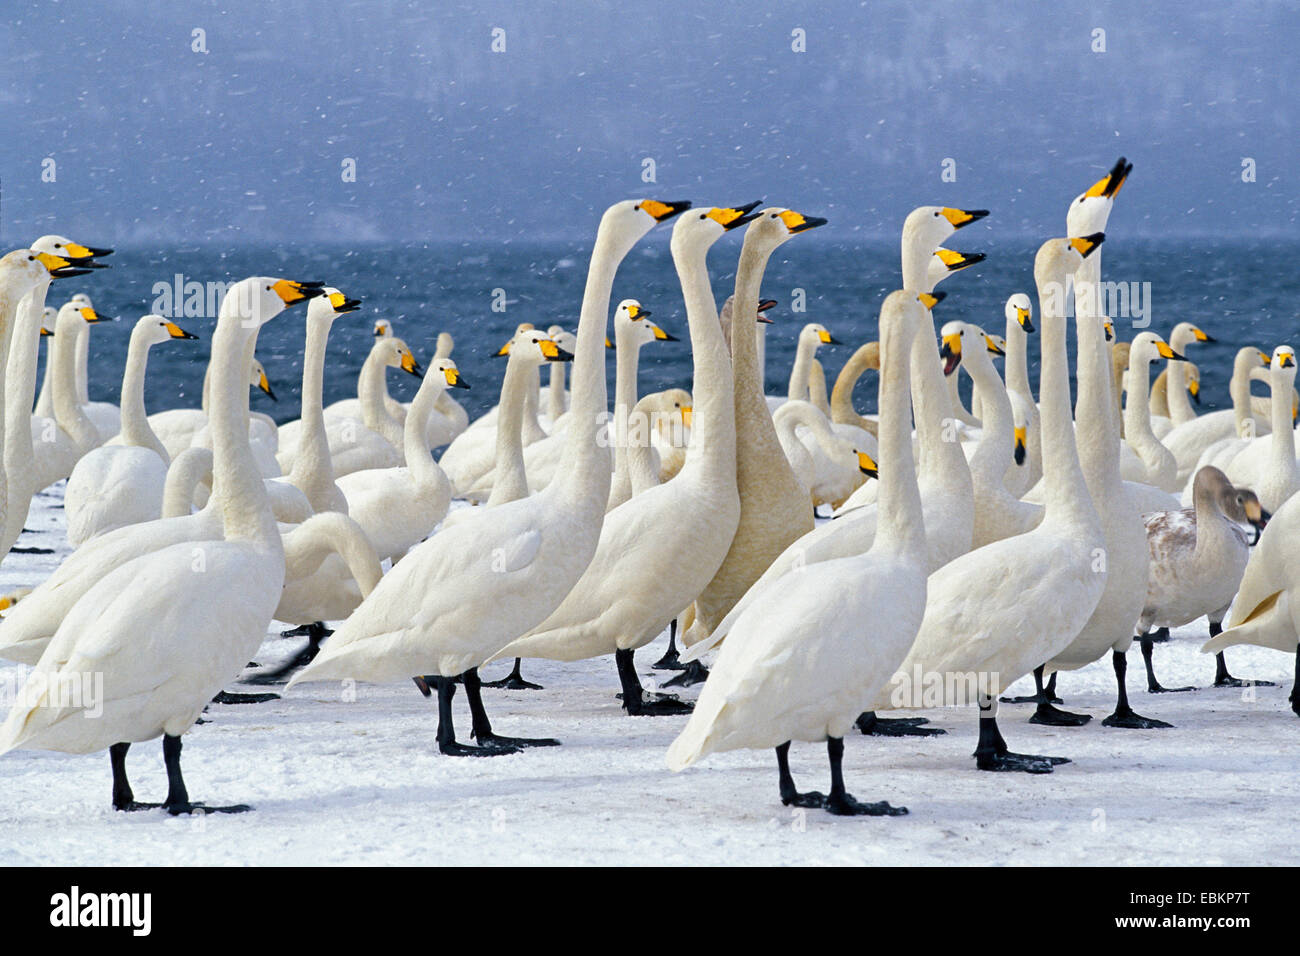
[1000,293,1042,497]
[147,357,278,461]
[1220,346,1299,513]
[606,299,678,510]
[1121,331,1185,491]
[0,276,322,813]
[773,399,875,509]
[336,359,466,561]
[491,203,758,713]
[1163,346,1272,482]
[31,299,111,490]
[63,315,198,546]
[871,235,1107,772]
[287,198,691,754]
[666,289,927,816]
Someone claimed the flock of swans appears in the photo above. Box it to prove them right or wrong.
[1,157,1298,819]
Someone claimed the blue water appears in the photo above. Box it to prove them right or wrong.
[53,238,1299,427]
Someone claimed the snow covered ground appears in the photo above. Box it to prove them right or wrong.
[1,487,1297,866]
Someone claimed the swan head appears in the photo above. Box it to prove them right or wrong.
[939,321,1003,377]
[903,206,988,261]
[1034,235,1103,297]
[1271,346,1297,382]
[601,199,691,259]
[249,359,276,401]
[373,318,393,337]
[40,306,56,335]
[311,287,362,320]
[1004,293,1034,333]
[374,336,424,379]
[221,277,326,326]
[1196,466,1270,535]
[505,328,573,366]
[0,250,69,300]
[615,299,677,346]
[54,297,112,334]
[632,387,693,444]
[800,322,840,350]
[670,202,761,256]
[545,327,578,356]
[1130,331,1186,367]
[136,313,199,347]
[1066,157,1132,237]
[855,449,879,480]
[429,358,470,391]
[739,206,827,254]
[494,322,536,357]
[1169,321,1216,351]
[27,236,112,278]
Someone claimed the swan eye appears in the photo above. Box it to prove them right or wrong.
[699,213,706,220]
[54,243,62,248]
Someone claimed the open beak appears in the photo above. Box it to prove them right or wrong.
[165,321,198,340]
[940,208,989,229]
[272,279,327,306]
[856,451,878,480]
[756,299,777,324]
[1069,233,1106,259]
[443,367,470,390]
[638,199,692,223]
[707,201,763,231]
[1014,427,1027,466]
[35,251,93,279]
[779,209,828,234]
[940,334,962,375]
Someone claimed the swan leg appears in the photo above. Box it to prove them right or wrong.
[1102,650,1172,729]
[463,668,557,749]
[109,742,159,811]
[1291,653,1300,718]
[420,676,510,757]
[824,737,907,817]
[855,711,945,737]
[973,696,1064,774]
[1027,666,1092,726]
[1210,624,1275,687]
[1001,664,1065,705]
[242,622,333,685]
[662,659,709,688]
[481,657,544,691]
[651,618,686,670]
[615,648,693,716]
[1140,632,1196,693]
[1148,626,1172,644]
[776,742,825,808]
[160,735,250,815]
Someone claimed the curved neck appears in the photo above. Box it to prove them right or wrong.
[830,341,880,434]
[162,446,213,518]
[118,330,168,460]
[404,376,450,496]
[1124,354,1162,451]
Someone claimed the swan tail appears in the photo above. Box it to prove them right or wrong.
[1203,590,1296,654]
[665,698,728,772]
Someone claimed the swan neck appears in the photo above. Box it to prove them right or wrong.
[675,240,735,477]
[210,315,278,544]
[118,330,168,461]
[875,315,924,558]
